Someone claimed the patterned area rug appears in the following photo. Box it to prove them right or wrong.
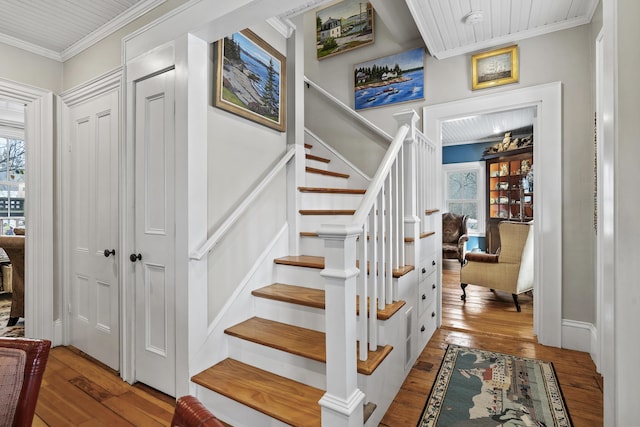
[418,344,572,427]
[0,293,24,337]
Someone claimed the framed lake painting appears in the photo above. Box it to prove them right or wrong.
[214,29,286,132]
[354,47,424,111]
[316,0,374,60]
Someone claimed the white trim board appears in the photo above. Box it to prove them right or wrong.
[424,82,563,347]
[0,77,54,342]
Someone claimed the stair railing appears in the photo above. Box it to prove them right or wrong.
[318,110,434,426]
[189,146,296,260]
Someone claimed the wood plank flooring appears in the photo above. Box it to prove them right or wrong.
[33,263,602,426]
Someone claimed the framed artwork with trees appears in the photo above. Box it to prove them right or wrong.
[353,47,424,111]
[214,29,286,132]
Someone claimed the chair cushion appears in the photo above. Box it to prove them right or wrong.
[0,347,26,427]
[442,226,460,244]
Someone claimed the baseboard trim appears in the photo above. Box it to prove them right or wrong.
[562,319,598,368]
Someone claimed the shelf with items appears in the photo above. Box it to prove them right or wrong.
[483,146,533,253]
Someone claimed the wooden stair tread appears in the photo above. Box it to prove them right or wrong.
[299,209,355,215]
[298,186,366,194]
[404,231,436,243]
[253,283,405,319]
[274,255,324,269]
[425,208,440,215]
[275,255,414,278]
[192,358,323,427]
[252,283,325,309]
[304,143,312,149]
[305,154,330,163]
[225,317,392,375]
[306,166,349,178]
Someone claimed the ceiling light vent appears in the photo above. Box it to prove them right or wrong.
[463,11,484,25]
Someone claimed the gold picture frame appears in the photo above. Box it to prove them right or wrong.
[471,45,519,91]
[214,29,286,132]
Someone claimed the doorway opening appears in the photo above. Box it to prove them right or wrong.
[440,106,535,340]
[424,82,563,347]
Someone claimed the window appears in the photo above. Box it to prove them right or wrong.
[443,161,485,235]
[0,136,25,235]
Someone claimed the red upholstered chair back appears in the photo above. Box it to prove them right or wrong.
[171,395,225,427]
[0,337,51,427]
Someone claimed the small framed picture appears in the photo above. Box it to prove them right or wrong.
[316,0,374,60]
[471,45,519,90]
[213,29,286,132]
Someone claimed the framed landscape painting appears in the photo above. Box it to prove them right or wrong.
[316,0,374,60]
[471,45,519,90]
[354,47,424,111]
[214,29,286,132]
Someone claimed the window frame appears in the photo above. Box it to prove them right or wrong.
[442,161,485,236]
[0,128,25,235]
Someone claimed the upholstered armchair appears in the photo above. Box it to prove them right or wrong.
[460,221,533,312]
[442,212,469,265]
[171,395,226,427]
[0,337,51,426]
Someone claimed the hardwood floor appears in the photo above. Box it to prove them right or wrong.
[33,264,602,426]
[379,263,603,427]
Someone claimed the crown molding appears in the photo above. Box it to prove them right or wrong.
[267,17,296,38]
[61,0,167,62]
[0,32,62,61]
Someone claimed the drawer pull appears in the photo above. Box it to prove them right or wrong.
[432,260,436,266]
[421,294,426,300]
[431,312,436,318]
[420,325,425,332]
[422,267,426,274]
[432,284,436,290]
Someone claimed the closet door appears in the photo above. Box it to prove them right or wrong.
[68,90,120,370]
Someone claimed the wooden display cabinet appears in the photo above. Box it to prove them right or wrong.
[484,147,533,253]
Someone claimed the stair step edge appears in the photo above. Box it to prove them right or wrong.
[298,186,366,194]
[306,166,349,178]
[225,317,393,375]
[253,283,406,320]
[192,358,323,427]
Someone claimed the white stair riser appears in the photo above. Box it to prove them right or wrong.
[254,298,326,332]
[305,172,348,187]
[298,235,325,257]
[299,192,363,210]
[274,264,325,288]
[299,214,355,232]
[227,336,327,389]
[306,158,330,170]
[196,385,291,427]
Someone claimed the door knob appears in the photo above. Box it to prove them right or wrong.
[129,253,142,263]
[104,249,115,257]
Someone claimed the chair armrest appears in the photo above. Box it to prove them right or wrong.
[457,234,469,245]
[465,252,498,263]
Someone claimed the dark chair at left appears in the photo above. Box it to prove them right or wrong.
[442,212,469,265]
[171,395,226,427]
[0,337,51,427]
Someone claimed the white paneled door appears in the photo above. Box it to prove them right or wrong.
[69,90,120,370]
[133,69,176,397]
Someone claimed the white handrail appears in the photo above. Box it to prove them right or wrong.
[189,146,296,260]
[304,76,393,143]
[352,124,409,226]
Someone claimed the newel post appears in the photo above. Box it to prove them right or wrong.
[318,223,365,427]
[394,110,421,264]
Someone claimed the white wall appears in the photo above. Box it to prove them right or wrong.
[304,8,599,324]
[206,23,288,322]
[612,0,640,423]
